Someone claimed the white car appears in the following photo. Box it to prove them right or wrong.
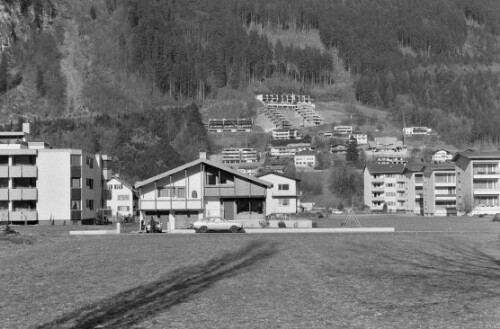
[190,217,244,233]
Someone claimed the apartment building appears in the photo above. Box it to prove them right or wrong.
[333,126,353,134]
[221,148,258,164]
[270,143,312,158]
[0,124,112,225]
[294,150,316,168]
[271,129,300,140]
[453,151,500,215]
[422,163,457,216]
[403,127,432,135]
[349,132,368,145]
[363,164,405,213]
[402,163,425,214]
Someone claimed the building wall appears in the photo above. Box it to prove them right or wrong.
[259,174,298,215]
[37,151,71,222]
[107,178,134,217]
[81,152,104,221]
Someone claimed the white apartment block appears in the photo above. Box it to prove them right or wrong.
[453,151,500,215]
[271,129,300,140]
[107,176,135,218]
[422,163,457,216]
[270,143,311,158]
[333,126,353,134]
[256,172,300,216]
[403,127,432,135]
[0,124,112,225]
[294,150,316,168]
[222,148,258,164]
[363,164,406,213]
[432,149,454,163]
[349,133,367,144]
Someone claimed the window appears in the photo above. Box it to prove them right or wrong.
[279,199,290,206]
[86,199,94,210]
[191,190,198,198]
[86,179,94,189]
[157,187,186,198]
[71,200,81,210]
[278,184,290,190]
[117,206,130,212]
[114,184,123,189]
[220,171,233,184]
[86,156,94,168]
[386,192,396,197]
[71,155,81,166]
[117,195,130,201]
[386,183,394,187]
[206,168,218,185]
[72,178,81,188]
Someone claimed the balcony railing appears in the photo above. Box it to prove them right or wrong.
[10,210,37,222]
[9,165,37,178]
[9,188,38,200]
[0,188,8,200]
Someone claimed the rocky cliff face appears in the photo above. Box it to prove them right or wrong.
[0,0,57,55]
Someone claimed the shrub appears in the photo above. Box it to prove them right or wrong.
[278,221,286,228]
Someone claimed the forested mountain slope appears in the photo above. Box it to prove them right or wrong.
[1,0,500,180]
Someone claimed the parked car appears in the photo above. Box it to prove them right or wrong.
[146,218,162,233]
[189,217,244,233]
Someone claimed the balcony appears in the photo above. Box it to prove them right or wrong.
[473,170,500,179]
[435,181,456,187]
[0,166,8,178]
[0,188,8,200]
[473,189,500,196]
[9,188,38,200]
[10,210,37,222]
[71,166,82,178]
[435,194,456,201]
[9,165,37,178]
[71,188,81,200]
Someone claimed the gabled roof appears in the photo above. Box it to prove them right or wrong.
[452,150,500,162]
[403,162,427,173]
[255,171,301,182]
[109,175,136,192]
[135,158,272,188]
[365,163,405,174]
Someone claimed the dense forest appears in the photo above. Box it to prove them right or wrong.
[27,104,209,182]
[2,0,500,181]
[108,0,500,145]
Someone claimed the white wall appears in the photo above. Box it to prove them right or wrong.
[37,151,71,221]
[107,178,134,217]
[259,173,297,215]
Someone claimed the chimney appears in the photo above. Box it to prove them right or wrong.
[199,151,207,159]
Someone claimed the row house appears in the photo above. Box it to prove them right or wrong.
[206,118,253,133]
[270,142,312,158]
[0,124,112,225]
[271,129,300,140]
[221,148,258,164]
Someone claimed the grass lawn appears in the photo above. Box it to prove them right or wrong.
[1,218,500,329]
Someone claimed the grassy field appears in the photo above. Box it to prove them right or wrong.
[1,218,500,329]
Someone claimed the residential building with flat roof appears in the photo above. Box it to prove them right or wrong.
[0,125,112,225]
[294,150,316,168]
[363,164,406,213]
[402,163,425,214]
[422,163,457,216]
[222,148,258,164]
[453,151,500,215]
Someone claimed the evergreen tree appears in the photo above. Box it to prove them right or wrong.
[0,52,8,93]
[346,137,359,162]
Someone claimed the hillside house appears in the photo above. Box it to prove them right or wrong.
[135,153,272,230]
[432,149,454,163]
[403,127,432,135]
[294,150,316,168]
[333,126,353,134]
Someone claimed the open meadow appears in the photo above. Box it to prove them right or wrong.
[1,217,500,329]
